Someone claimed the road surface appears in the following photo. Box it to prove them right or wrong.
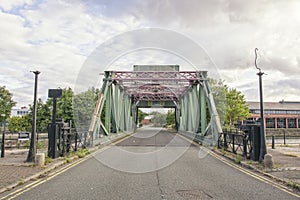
[3,127,299,200]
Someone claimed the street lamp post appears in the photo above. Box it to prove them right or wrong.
[26,70,40,162]
[255,48,267,162]
[1,114,5,158]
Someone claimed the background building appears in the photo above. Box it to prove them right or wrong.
[247,100,300,129]
[10,106,29,117]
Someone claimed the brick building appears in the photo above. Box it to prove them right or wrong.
[246,100,300,129]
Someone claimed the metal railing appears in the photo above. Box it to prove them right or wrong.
[0,130,86,158]
[218,129,253,158]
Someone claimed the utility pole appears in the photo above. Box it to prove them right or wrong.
[1,114,6,158]
[255,48,267,162]
[26,71,40,162]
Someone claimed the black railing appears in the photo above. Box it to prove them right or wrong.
[0,130,86,158]
[218,129,253,159]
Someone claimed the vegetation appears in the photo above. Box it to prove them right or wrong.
[138,109,148,125]
[150,111,166,127]
[0,86,16,122]
[209,79,250,128]
[76,148,90,158]
[287,180,300,189]
[6,79,250,133]
[10,87,100,133]
[8,116,29,132]
[73,87,100,131]
[44,157,53,165]
[225,88,251,128]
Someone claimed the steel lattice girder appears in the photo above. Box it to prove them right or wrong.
[112,71,205,81]
[108,71,207,102]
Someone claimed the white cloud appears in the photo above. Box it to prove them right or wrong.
[0,0,142,107]
[1,0,300,108]
[0,0,34,11]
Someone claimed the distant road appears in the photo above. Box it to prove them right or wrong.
[7,128,300,199]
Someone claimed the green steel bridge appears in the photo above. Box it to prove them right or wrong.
[88,65,222,146]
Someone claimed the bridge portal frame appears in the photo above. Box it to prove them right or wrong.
[89,69,222,146]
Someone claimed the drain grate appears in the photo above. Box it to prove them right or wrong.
[176,189,213,200]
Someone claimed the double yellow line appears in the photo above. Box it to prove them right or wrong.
[1,134,131,200]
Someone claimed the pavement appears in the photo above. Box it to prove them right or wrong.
[0,135,300,196]
[0,149,66,193]
[213,144,300,186]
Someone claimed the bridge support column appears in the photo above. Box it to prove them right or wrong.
[105,85,112,134]
[200,83,207,135]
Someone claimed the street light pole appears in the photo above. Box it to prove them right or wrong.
[1,114,5,158]
[255,48,267,162]
[26,70,40,162]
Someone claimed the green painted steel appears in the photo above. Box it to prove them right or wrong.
[200,84,207,135]
[105,85,112,134]
[88,69,223,146]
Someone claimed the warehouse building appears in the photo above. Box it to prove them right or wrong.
[246,100,300,129]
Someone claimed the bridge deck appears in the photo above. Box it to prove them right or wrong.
[6,127,299,200]
[116,128,196,147]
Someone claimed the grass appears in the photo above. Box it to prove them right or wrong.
[65,158,72,163]
[17,181,24,186]
[246,160,253,165]
[235,154,242,164]
[45,157,52,165]
[76,148,90,158]
[221,148,227,156]
[283,153,298,157]
[287,180,300,189]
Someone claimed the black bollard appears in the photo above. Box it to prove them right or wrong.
[272,135,275,149]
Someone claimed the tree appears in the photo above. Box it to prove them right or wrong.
[150,111,166,127]
[166,109,175,126]
[138,109,148,124]
[8,116,30,133]
[225,88,251,128]
[47,87,74,123]
[209,79,250,128]
[25,98,51,133]
[0,86,16,122]
[73,87,100,131]
[209,79,227,125]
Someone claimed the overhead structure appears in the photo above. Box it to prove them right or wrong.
[88,65,222,145]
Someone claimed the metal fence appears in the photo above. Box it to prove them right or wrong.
[218,129,253,159]
[0,130,87,157]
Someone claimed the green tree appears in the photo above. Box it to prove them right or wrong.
[151,111,166,127]
[73,87,100,130]
[209,79,227,125]
[25,98,51,133]
[47,87,74,123]
[166,109,175,126]
[225,88,251,128]
[138,109,148,124]
[0,86,16,122]
[8,116,30,132]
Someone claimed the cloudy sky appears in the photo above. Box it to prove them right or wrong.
[1,0,300,107]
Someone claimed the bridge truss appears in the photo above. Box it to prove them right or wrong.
[89,69,222,145]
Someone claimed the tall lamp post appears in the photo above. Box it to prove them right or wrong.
[26,70,40,162]
[255,48,267,162]
[1,114,6,158]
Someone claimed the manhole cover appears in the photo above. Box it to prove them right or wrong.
[176,189,213,200]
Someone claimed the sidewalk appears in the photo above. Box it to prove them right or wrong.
[218,145,300,186]
[267,146,300,185]
[0,149,66,193]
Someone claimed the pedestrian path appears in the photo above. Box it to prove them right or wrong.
[267,146,300,185]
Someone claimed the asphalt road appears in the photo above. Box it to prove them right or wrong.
[7,128,300,199]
